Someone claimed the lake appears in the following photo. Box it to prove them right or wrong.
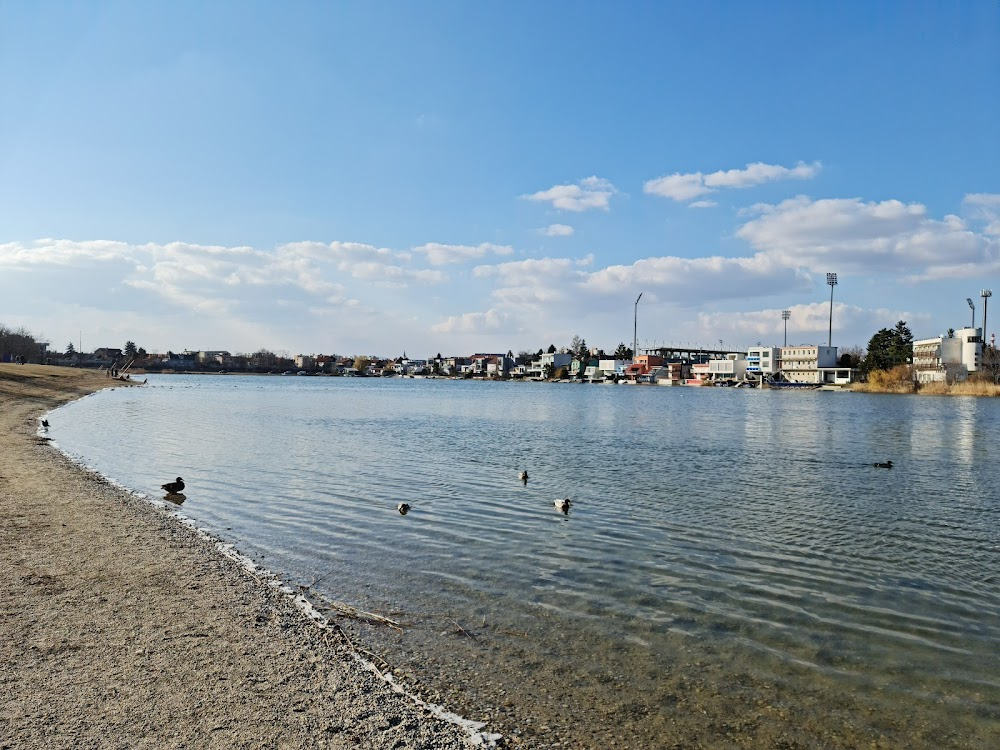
[49,375,1000,748]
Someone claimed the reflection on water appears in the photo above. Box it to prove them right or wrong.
[51,376,1000,748]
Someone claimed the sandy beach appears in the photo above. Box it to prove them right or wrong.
[0,364,482,749]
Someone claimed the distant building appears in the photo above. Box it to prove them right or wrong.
[912,327,982,383]
[709,353,748,381]
[745,346,780,379]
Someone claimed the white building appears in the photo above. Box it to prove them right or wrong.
[745,347,781,379]
[528,352,572,378]
[778,345,838,383]
[912,327,982,383]
[709,353,748,381]
[597,358,631,379]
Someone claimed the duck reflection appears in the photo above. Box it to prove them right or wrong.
[163,492,186,505]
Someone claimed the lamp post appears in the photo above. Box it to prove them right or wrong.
[983,289,992,340]
[967,298,976,329]
[633,292,643,361]
[826,273,837,347]
[781,310,790,346]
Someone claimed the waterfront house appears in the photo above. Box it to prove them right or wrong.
[529,351,572,378]
[709,353,748,382]
[598,358,631,380]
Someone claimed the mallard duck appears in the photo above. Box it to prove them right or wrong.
[161,477,185,494]
[554,498,571,514]
[41,419,49,428]
[519,470,528,485]
[397,502,410,515]
[873,461,893,469]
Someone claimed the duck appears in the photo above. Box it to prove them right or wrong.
[519,470,529,485]
[873,461,893,469]
[554,498,571,514]
[161,477,185,494]
[397,502,411,515]
[41,419,49,428]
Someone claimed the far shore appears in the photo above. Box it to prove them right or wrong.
[0,363,480,749]
[125,367,1000,396]
[847,379,1000,396]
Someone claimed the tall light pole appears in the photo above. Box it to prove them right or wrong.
[633,292,643,360]
[826,273,837,348]
[967,298,976,329]
[781,310,790,346]
[982,289,992,339]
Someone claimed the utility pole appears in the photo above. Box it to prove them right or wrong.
[633,292,643,360]
[782,310,790,346]
[826,273,837,347]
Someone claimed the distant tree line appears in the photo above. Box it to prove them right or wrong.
[0,323,47,363]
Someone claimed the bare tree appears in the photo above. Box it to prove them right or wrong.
[981,345,1000,384]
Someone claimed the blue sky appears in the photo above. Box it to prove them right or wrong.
[1,1,998,358]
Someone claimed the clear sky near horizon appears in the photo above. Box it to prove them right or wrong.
[2,2,998,359]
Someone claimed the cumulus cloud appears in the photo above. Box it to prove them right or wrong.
[705,161,821,188]
[736,196,998,278]
[431,308,511,334]
[523,176,618,212]
[582,254,811,304]
[963,193,1000,236]
[692,302,931,350]
[0,238,136,268]
[539,224,575,237]
[411,242,514,265]
[644,161,821,203]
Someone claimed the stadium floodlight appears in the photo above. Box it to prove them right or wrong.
[826,274,838,347]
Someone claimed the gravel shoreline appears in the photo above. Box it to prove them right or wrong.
[0,364,496,749]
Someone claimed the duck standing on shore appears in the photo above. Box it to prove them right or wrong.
[161,477,185,494]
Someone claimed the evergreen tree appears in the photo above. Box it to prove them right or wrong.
[861,321,912,374]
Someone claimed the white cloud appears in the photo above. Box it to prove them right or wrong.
[963,192,1000,236]
[431,308,511,334]
[736,196,998,278]
[523,176,618,212]
[0,238,135,268]
[642,172,711,202]
[540,224,575,237]
[412,242,514,265]
[704,161,821,188]
[689,200,717,209]
[644,161,821,203]
[582,253,811,304]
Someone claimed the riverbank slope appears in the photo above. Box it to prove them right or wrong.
[0,364,476,749]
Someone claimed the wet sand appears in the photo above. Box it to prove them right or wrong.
[0,364,482,749]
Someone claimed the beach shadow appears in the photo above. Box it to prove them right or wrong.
[163,492,186,505]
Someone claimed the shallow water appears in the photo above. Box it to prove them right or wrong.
[51,376,1000,747]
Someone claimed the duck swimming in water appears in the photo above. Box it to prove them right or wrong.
[519,470,528,485]
[161,477,185,494]
[554,498,571,514]
[397,502,411,515]
[873,460,893,469]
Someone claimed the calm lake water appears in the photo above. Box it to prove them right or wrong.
[50,376,1000,748]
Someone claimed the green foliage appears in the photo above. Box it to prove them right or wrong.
[547,344,557,354]
[124,341,138,358]
[614,342,632,359]
[862,321,912,374]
